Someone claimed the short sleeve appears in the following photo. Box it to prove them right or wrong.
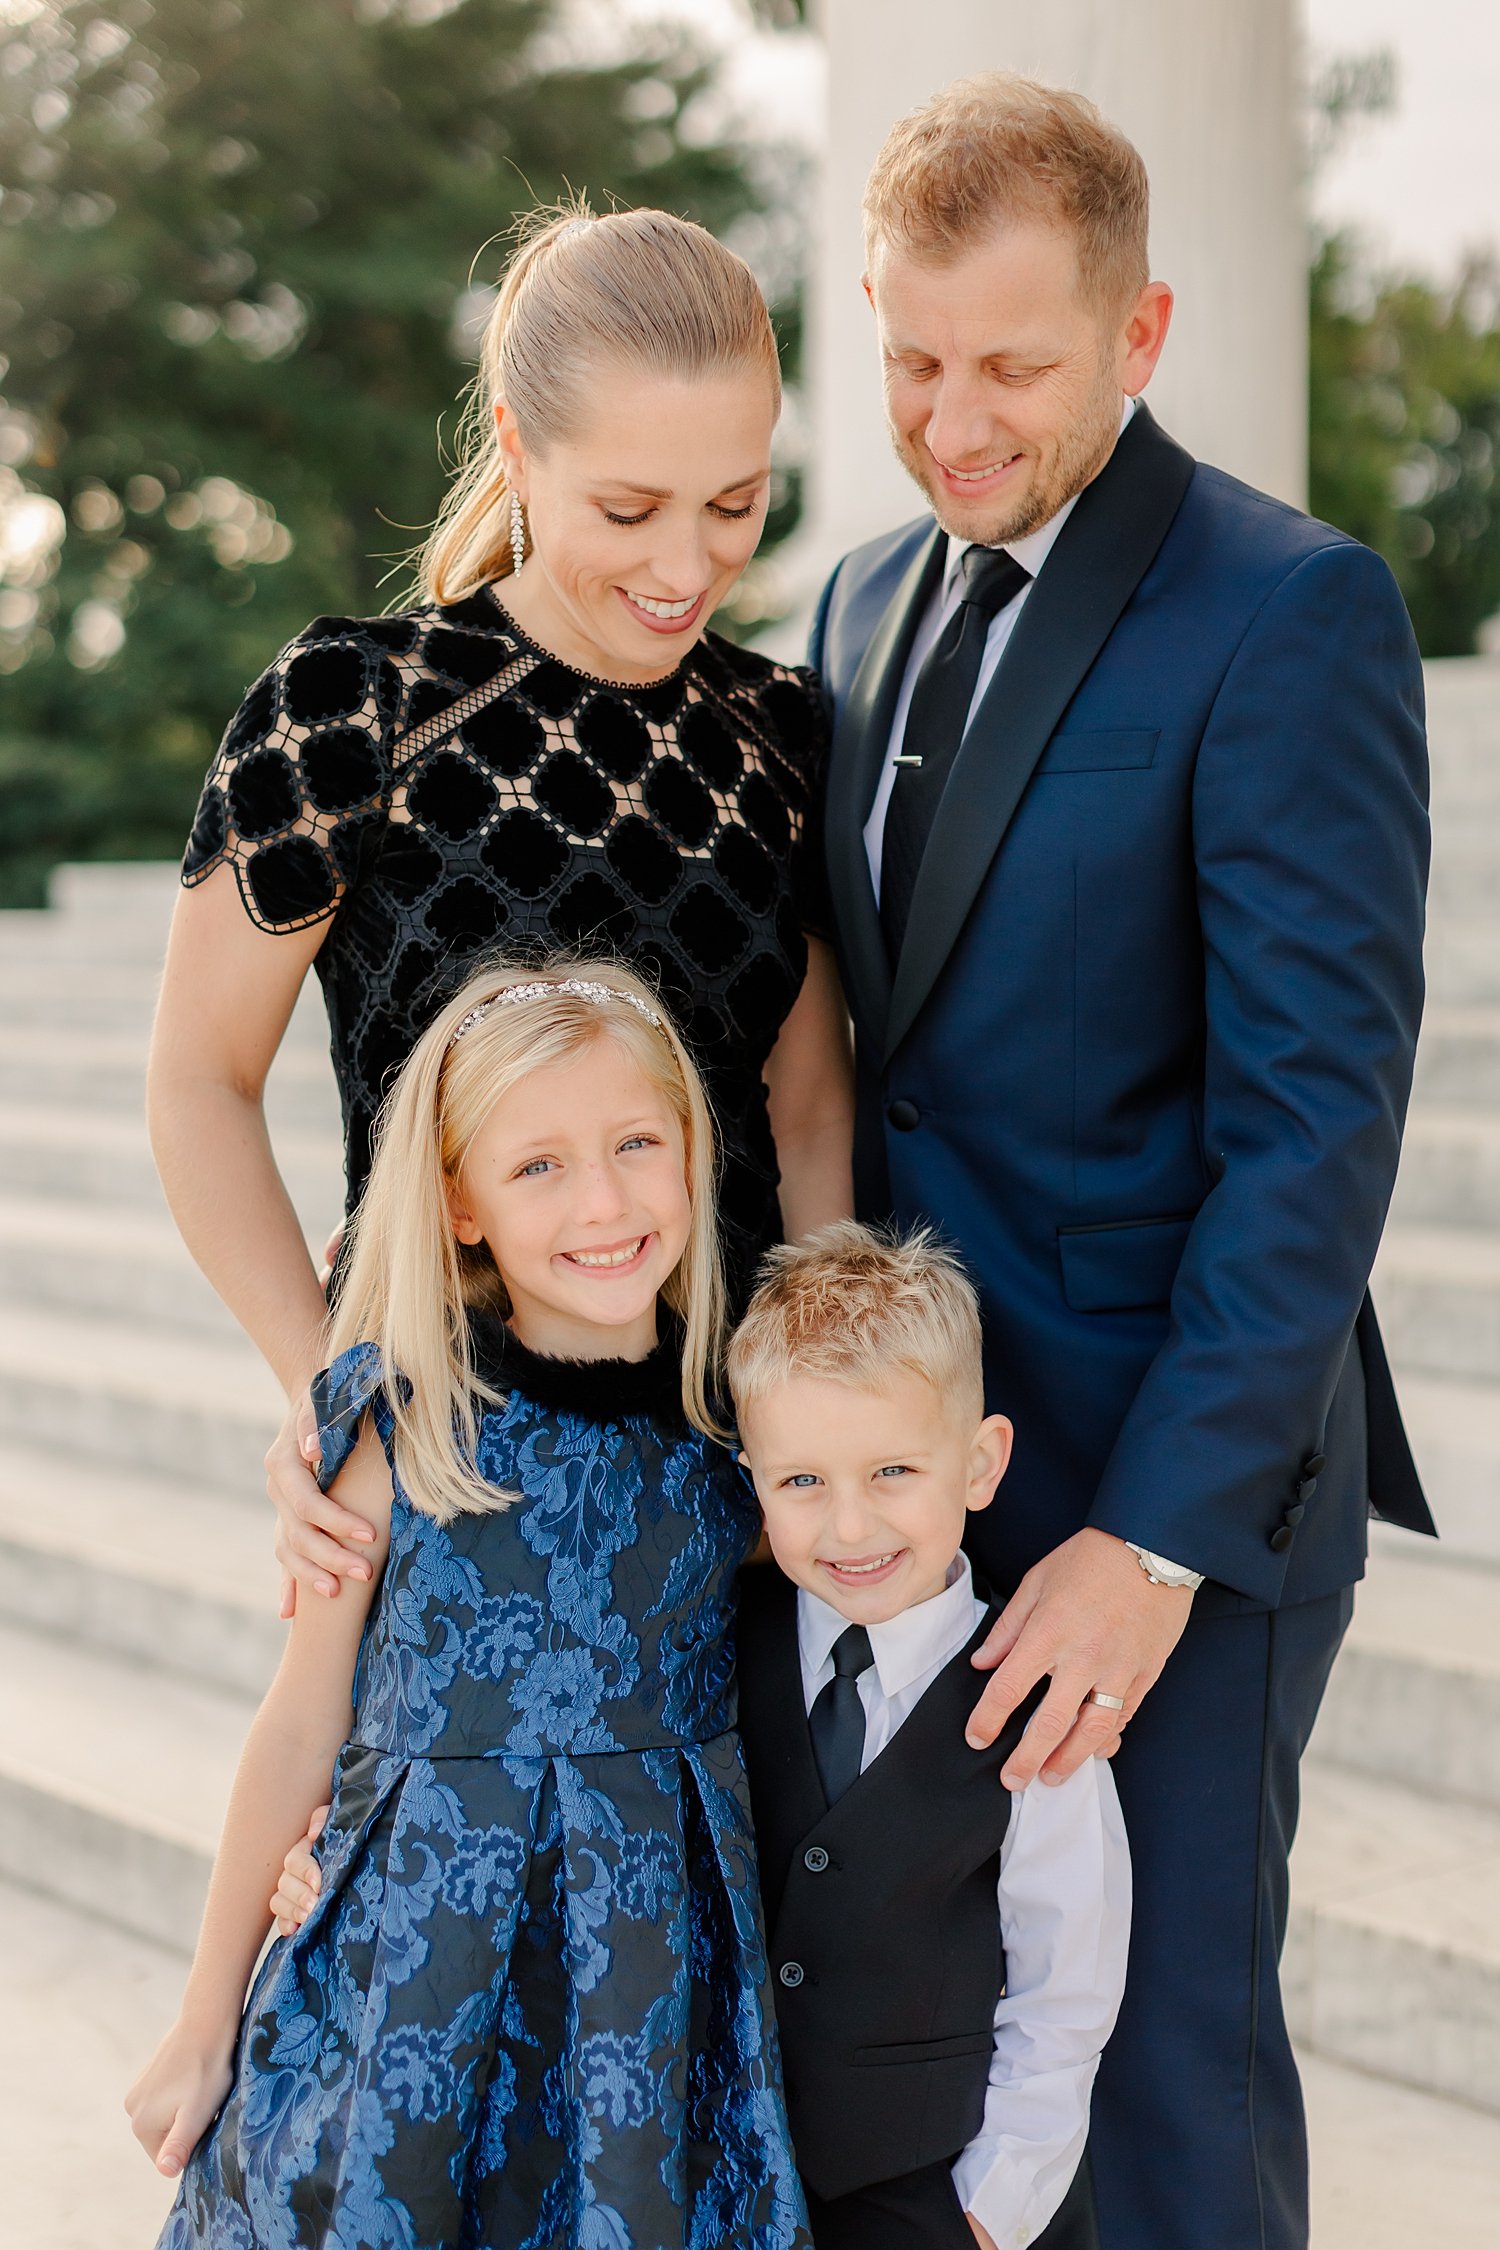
[182,617,399,932]
[757,661,833,939]
[311,1341,390,1490]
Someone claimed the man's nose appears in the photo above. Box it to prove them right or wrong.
[923,377,1002,465]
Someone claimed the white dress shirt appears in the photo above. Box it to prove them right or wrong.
[864,395,1137,900]
[797,1557,1132,2249]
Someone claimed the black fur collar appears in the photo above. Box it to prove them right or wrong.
[467,1308,685,1424]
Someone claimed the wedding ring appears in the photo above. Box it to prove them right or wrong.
[1085,1690,1126,1712]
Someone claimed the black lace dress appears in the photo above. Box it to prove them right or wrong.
[182,585,831,1300]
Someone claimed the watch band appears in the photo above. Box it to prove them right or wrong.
[1125,1541,1205,1591]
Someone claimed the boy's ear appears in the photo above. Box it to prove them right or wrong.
[966,1414,1013,1513]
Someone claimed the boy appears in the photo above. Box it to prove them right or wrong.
[727,1223,1129,2250]
[272,1222,1128,2250]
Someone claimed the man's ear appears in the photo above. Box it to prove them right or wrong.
[861,272,874,308]
[966,1414,1013,1513]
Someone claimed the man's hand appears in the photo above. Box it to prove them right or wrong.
[968,1528,1194,1787]
[268,1391,375,1618]
[270,1805,328,1935]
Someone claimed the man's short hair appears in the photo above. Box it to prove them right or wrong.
[728,1220,986,1425]
[863,70,1150,315]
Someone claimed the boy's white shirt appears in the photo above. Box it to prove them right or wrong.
[796,1556,1133,2249]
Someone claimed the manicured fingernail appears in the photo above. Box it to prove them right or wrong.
[318,1580,335,1598]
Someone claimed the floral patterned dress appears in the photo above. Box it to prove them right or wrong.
[159,1320,810,2250]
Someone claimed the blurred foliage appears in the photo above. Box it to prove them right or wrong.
[1310,240,1500,659]
[0,0,805,904]
[1307,46,1500,657]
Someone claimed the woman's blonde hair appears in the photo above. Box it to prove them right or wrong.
[727,1220,985,1429]
[328,954,727,1521]
[418,199,781,606]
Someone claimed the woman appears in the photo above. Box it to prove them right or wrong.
[148,203,853,1604]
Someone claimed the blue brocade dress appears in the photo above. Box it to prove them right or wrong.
[159,1319,811,2250]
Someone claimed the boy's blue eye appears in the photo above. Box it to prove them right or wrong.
[875,1464,912,1478]
[786,1474,820,1489]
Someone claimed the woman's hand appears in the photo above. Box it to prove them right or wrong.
[965,2216,998,2250]
[124,2025,233,2179]
[270,1805,328,1934]
[268,1392,375,1616]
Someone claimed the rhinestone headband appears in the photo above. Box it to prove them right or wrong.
[447,978,664,1049]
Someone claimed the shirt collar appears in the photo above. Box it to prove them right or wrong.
[797,1552,981,1700]
[943,392,1137,592]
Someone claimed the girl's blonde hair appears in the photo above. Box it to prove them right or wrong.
[419,199,781,606]
[328,954,727,1521]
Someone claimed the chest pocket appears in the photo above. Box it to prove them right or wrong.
[1035,728,1160,774]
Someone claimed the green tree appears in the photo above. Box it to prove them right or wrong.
[0,0,797,903]
[1306,47,1500,656]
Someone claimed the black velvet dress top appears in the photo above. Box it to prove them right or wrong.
[182,585,831,1299]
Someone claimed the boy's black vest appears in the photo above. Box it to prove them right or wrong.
[735,1563,1041,2203]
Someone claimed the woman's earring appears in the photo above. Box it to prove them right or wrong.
[509,491,526,577]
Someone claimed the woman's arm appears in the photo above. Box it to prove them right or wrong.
[148,863,330,1399]
[125,1426,391,2176]
[762,935,856,1241]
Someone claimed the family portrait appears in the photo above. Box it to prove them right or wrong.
[3,3,1498,2246]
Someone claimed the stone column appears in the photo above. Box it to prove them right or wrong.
[792,0,1305,604]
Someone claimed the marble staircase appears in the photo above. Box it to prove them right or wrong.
[1,663,1499,2144]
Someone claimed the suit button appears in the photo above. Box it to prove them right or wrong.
[1297,1476,1319,1502]
[804,1846,830,1874]
[1285,1503,1306,1528]
[888,1098,921,1132]
[1304,1453,1326,1477]
[779,1961,805,1988]
[1269,1524,1295,1553]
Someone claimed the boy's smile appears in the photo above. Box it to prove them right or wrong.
[738,1369,1012,1625]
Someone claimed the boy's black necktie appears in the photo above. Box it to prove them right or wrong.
[879,544,1032,960]
[809,1623,874,1808]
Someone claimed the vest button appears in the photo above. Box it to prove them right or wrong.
[1269,1524,1295,1553]
[804,1846,829,1874]
[888,1098,921,1132]
[778,1960,805,1989]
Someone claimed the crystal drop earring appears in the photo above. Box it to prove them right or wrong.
[509,490,526,577]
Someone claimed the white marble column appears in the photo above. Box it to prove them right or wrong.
[793,0,1305,602]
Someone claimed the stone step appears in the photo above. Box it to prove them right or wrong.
[0,1100,342,1233]
[1425,922,1500,1008]
[0,1438,283,1700]
[1391,1371,1500,1570]
[0,1194,254,1340]
[1414,1006,1500,1108]
[0,1617,247,1950]
[0,1300,282,1500]
[1316,1547,1500,1810]
[1374,1224,1500,1386]
[0,1023,341,1136]
[1389,1106,1500,1228]
[1287,1759,1500,2113]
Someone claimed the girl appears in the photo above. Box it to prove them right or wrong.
[127,956,812,2250]
[144,200,853,1617]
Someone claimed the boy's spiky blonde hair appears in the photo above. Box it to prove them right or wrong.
[727,1220,985,1426]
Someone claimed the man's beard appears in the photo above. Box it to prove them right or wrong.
[894,362,1124,546]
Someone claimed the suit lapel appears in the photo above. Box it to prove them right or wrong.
[824,524,946,1044]
[883,407,1197,1063]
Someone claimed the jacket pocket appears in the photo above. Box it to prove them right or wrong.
[1057,1215,1194,1312]
[851,2031,995,2067]
[1036,728,1160,774]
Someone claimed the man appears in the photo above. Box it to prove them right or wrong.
[809,71,1432,2250]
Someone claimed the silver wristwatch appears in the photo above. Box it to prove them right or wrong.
[1125,1542,1204,1591]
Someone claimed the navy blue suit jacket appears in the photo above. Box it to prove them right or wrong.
[811,406,1433,1612]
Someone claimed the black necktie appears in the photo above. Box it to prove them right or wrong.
[808,1623,874,1808]
[880,545,1032,960]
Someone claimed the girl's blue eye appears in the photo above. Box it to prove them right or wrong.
[518,1158,553,1178]
[618,1135,657,1152]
